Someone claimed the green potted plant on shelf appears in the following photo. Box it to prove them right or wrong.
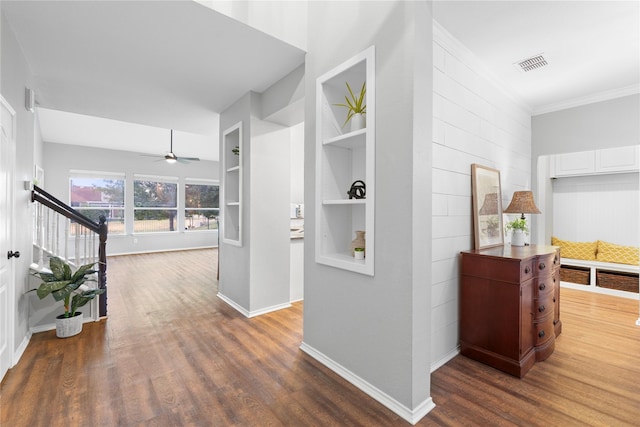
[30,256,105,338]
[506,217,529,247]
[334,81,366,131]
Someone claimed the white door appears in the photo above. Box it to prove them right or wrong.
[0,96,16,381]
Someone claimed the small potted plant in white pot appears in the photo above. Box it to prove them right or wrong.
[506,217,529,247]
[334,81,366,131]
[31,256,105,338]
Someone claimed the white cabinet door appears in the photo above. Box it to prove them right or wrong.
[552,151,595,177]
[595,146,639,173]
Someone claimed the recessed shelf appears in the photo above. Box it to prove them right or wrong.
[324,129,366,149]
[323,199,366,205]
[315,46,375,276]
[222,121,242,246]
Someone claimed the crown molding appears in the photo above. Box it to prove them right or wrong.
[532,84,640,115]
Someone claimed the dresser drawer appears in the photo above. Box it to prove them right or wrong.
[534,292,555,320]
[534,271,557,297]
[535,252,559,276]
[534,316,554,346]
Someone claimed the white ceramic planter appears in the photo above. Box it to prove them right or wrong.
[511,229,525,247]
[56,312,83,338]
[350,113,366,132]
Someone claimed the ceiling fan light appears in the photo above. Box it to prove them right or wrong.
[166,158,177,164]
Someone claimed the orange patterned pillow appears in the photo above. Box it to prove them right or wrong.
[551,237,597,261]
[596,241,639,266]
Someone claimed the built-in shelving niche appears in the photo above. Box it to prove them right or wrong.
[222,121,242,246]
[315,46,375,276]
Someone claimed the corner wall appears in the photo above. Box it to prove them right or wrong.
[430,22,533,367]
[304,2,434,422]
[1,10,41,367]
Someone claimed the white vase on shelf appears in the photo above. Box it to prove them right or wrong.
[350,113,365,132]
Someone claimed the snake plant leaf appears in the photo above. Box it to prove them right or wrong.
[36,280,72,299]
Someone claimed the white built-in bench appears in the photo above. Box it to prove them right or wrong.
[560,258,639,300]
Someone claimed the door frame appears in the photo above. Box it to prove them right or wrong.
[0,94,16,381]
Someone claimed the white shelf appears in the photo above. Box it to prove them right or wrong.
[315,46,375,276]
[323,129,366,149]
[323,199,366,205]
[222,121,243,246]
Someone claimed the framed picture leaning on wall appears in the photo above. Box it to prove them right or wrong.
[471,164,504,249]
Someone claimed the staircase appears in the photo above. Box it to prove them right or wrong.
[31,185,108,317]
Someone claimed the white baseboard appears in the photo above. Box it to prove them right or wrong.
[216,292,292,318]
[12,331,32,368]
[299,342,436,425]
[430,346,460,373]
[560,281,638,300]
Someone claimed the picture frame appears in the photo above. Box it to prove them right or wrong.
[471,164,504,249]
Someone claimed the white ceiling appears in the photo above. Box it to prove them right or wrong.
[433,1,640,114]
[2,1,638,161]
[2,0,305,161]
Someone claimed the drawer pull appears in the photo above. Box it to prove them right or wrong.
[539,305,546,313]
[539,262,546,270]
[554,255,558,264]
[553,320,558,325]
[538,330,545,338]
[553,298,556,303]
[539,283,546,291]
[525,266,531,274]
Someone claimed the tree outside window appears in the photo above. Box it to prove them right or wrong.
[185,183,219,231]
[70,175,125,235]
[133,178,178,233]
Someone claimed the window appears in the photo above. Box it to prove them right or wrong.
[134,175,178,233]
[185,180,219,231]
[70,171,125,235]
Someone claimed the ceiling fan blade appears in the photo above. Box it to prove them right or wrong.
[180,157,200,161]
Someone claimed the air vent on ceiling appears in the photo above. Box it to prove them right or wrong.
[514,54,548,72]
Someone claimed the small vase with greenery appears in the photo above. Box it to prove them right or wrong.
[334,81,366,129]
[31,256,105,320]
[506,217,528,246]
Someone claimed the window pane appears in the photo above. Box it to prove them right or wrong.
[133,209,178,233]
[185,209,219,231]
[185,184,219,209]
[134,180,177,208]
[70,178,125,208]
[76,208,125,235]
[70,176,125,235]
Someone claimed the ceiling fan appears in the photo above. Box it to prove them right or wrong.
[143,129,200,164]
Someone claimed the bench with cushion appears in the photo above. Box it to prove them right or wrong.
[552,237,639,297]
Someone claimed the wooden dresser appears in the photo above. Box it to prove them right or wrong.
[460,245,562,378]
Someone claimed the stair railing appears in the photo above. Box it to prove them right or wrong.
[31,185,108,317]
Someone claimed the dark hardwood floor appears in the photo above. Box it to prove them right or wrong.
[1,249,639,426]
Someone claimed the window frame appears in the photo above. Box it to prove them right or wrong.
[184,178,220,232]
[69,170,126,235]
[133,174,179,234]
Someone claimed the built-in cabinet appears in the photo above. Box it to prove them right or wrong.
[222,122,242,246]
[550,145,639,178]
[315,46,375,276]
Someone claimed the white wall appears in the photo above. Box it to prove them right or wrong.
[531,95,640,246]
[1,10,41,368]
[304,2,434,422]
[552,173,638,246]
[42,142,220,255]
[430,22,533,367]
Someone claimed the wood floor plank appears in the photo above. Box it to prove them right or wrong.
[2,249,639,426]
